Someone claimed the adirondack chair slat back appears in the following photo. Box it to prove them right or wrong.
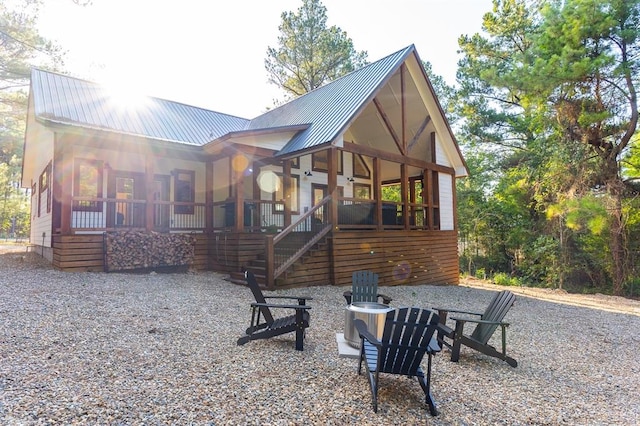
[471,290,515,344]
[378,307,439,376]
[245,271,275,324]
[352,270,379,303]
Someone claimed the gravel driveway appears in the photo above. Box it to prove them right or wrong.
[1,248,639,425]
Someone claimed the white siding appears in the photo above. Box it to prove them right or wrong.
[438,172,454,231]
[26,118,54,247]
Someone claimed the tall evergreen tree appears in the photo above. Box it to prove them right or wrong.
[265,0,368,100]
[0,0,65,238]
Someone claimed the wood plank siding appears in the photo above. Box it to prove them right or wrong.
[51,230,459,288]
[330,231,459,287]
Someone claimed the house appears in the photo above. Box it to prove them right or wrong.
[21,44,468,288]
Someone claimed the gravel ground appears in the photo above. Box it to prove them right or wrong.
[1,246,639,425]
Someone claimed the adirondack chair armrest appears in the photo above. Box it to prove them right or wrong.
[343,291,392,305]
[264,295,313,302]
[450,316,509,327]
[434,307,484,318]
[250,302,312,311]
[354,319,382,348]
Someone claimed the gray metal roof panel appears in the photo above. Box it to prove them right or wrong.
[31,69,250,145]
[248,45,414,156]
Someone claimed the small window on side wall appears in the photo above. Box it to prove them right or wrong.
[174,169,195,214]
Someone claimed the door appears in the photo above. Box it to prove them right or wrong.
[108,171,146,228]
[311,184,328,224]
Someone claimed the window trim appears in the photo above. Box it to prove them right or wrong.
[73,159,103,212]
[174,169,195,215]
[273,173,300,215]
[352,154,371,179]
[312,150,343,175]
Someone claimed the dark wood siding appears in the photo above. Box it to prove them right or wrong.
[51,230,460,288]
[331,230,459,287]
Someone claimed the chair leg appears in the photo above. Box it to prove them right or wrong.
[295,325,304,351]
[451,321,465,362]
[417,360,439,416]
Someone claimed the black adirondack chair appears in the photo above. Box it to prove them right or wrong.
[355,307,441,415]
[343,270,392,305]
[237,270,312,351]
[434,290,517,367]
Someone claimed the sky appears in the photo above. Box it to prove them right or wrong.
[36,0,494,119]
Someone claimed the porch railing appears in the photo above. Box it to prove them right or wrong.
[70,197,206,231]
[70,197,285,232]
[264,195,332,288]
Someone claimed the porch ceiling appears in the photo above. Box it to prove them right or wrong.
[343,68,433,181]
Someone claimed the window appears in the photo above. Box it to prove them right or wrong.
[353,183,371,199]
[38,165,49,217]
[290,157,299,169]
[312,150,343,174]
[273,173,299,214]
[174,169,195,214]
[73,159,103,212]
[353,154,371,179]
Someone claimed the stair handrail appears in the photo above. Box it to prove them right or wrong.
[264,195,332,288]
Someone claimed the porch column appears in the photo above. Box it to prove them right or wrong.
[53,134,71,235]
[401,163,409,229]
[425,168,434,230]
[283,159,292,227]
[205,161,213,233]
[145,156,154,232]
[232,154,245,232]
[252,160,260,229]
[327,147,338,225]
[373,157,382,231]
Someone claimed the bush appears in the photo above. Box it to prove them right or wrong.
[493,272,522,287]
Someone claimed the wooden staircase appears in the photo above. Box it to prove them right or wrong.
[229,236,332,289]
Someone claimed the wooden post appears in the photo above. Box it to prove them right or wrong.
[145,156,154,231]
[54,135,72,235]
[426,168,434,230]
[233,155,244,232]
[327,147,338,226]
[283,159,292,228]
[373,157,382,230]
[265,234,275,289]
[401,163,409,229]
[205,161,213,234]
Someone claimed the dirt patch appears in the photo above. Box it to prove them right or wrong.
[461,276,640,316]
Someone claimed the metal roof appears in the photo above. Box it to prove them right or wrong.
[247,45,414,156]
[30,45,417,154]
[30,69,250,145]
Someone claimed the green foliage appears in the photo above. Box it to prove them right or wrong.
[492,272,521,287]
[454,0,640,296]
[265,0,368,100]
[1,0,66,240]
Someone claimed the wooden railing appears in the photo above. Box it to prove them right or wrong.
[70,197,285,233]
[70,197,206,231]
[264,195,333,288]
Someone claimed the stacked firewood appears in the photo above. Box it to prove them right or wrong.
[104,231,196,272]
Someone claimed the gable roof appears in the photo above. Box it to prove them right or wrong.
[246,45,414,156]
[27,45,466,176]
[29,68,249,145]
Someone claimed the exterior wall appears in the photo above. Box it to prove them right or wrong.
[331,230,460,287]
[438,172,454,231]
[24,116,54,249]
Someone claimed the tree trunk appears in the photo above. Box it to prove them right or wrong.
[605,166,626,296]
